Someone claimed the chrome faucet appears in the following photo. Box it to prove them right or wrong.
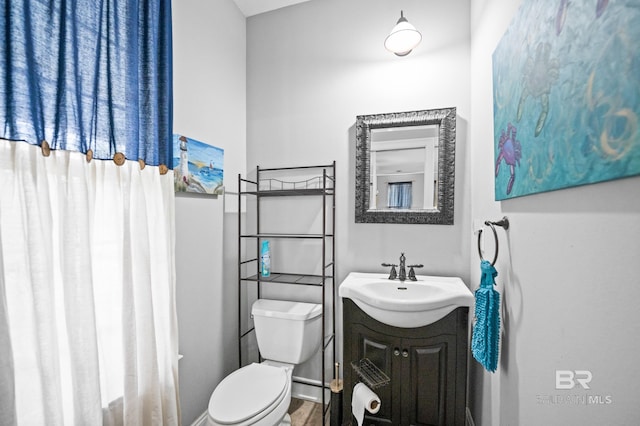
[382,253,423,281]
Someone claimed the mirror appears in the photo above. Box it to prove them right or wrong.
[355,107,456,224]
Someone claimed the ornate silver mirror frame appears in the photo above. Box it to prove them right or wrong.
[355,107,456,224]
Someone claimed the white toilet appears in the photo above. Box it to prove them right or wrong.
[207,299,323,426]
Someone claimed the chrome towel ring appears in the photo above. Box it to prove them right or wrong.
[477,217,509,266]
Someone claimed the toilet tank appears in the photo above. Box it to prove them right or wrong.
[251,299,322,364]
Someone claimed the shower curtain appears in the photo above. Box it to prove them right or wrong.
[0,140,179,425]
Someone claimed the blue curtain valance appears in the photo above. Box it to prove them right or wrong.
[0,0,173,168]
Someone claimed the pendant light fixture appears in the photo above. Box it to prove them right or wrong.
[384,10,422,57]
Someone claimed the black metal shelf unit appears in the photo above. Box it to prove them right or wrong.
[237,162,336,424]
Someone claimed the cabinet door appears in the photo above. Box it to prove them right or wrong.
[401,335,457,426]
[350,323,401,425]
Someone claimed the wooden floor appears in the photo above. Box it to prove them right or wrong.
[288,398,324,425]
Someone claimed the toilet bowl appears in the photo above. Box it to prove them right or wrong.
[207,362,292,426]
[207,299,322,426]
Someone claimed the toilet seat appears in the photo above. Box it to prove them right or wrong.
[208,363,288,425]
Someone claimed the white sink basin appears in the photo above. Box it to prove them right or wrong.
[339,272,474,328]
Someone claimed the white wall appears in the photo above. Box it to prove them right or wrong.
[470,1,640,425]
[246,0,472,383]
[172,1,246,424]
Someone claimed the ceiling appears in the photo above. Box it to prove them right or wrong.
[233,0,313,17]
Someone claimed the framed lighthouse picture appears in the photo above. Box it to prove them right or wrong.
[172,134,224,195]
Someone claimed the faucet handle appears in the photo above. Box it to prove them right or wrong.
[389,266,397,280]
[407,264,423,281]
[381,263,398,280]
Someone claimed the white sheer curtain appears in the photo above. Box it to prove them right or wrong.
[0,140,180,426]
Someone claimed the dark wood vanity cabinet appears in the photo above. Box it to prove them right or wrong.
[342,299,469,426]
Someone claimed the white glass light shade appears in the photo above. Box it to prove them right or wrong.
[384,11,422,56]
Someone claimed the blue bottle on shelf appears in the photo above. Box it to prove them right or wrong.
[261,240,271,277]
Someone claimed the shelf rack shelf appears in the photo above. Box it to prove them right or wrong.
[241,273,332,286]
[237,162,336,425]
[240,233,334,239]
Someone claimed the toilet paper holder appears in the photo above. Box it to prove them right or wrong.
[351,358,390,389]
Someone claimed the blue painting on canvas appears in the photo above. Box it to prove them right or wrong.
[493,0,640,200]
[172,134,224,195]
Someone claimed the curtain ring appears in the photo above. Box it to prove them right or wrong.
[113,152,126,166]
[41,140,51,157]
[477,222,499,266]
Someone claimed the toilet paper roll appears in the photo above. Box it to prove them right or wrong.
[351,383,381,426]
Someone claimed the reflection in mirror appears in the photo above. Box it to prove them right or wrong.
[355,108,456,224]
[369,125,438,210]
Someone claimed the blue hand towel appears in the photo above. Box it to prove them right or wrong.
[471,260,500,372]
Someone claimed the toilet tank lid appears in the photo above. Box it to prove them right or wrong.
[252,299,322,321]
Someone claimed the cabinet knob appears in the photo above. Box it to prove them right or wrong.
[402,349,409,358]
[394,348,400,356]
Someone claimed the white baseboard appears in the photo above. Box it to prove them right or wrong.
[466,407,475,426]
[191,411,208,426]
[291,378,323,404]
